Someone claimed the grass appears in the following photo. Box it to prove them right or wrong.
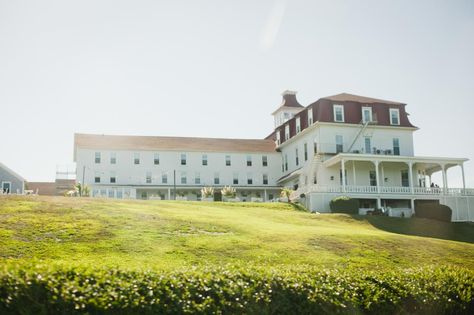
[1,195,473,271]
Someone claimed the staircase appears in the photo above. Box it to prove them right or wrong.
[290,154,322,201]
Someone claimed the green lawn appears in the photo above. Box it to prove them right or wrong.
[1,195,473,271]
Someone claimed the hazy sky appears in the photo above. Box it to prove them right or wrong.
[1,0,473,187]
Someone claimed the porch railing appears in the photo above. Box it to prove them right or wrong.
[296,185,474,197]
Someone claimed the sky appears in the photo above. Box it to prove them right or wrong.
[0,0,473,187]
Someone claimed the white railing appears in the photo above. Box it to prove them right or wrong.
[298,185,474,196]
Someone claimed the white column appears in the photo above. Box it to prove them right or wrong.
[460,164,466,193]
[264,189,267,202]
[168,188,171,200]
[352,161,356,186]
[374,161,380,193]
[341,159,346,192]
[408,162,414,194]
[381,164,385,187]
[441,165,447,193]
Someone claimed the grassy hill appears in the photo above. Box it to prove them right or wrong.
[1,195,473,270]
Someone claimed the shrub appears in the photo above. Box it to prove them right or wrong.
[201,187,214,198]
[415,203,452,222]
[221,186,236,198]
[330,196,359,214]
[0,265,473,315]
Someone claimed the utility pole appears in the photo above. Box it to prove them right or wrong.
[173,170,176,200]
[81,165,86,197]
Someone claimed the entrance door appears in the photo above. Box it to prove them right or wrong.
[2,182,11,194]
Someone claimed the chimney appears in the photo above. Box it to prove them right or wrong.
[281,90,301,108]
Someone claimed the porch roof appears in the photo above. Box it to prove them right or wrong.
[323,153,468,174]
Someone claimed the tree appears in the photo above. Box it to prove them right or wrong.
[280,188,294,203]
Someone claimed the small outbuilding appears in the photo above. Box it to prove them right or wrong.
[0,162,25,194]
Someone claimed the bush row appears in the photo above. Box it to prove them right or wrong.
[415,203,453,222]
[330,196,359,214]
[0,265,473,314]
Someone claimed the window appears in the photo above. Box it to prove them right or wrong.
[146,172,152,184]
[336,135,344,153]
[202,154,208,166]
[110,152,116,164]
[141,192,147,200]
[393,138,400,156]
[284,124,290,140]
[314,139,318,154]
[214,172,220,185]
[333,105,344,122]
[262,155,268,167]
[95,152,101,164]
[225,155,231,166]
[369,171,377,186]
[181,172,187,184]
[180,153,186,165]
[304,143,308,161]
[390,108,400,125]
[284,154,288,171]
[108,190,114,198]
[246,155,252,166]
[295,148,299,166]
[364,137,371,154]
[247,173,253,185]
[134,153,140,165]
[296,117,301,133]
[195,172,200,184]
[233,173,239,185]
[276,130,281,145]
[154,153,160,165]
[362,107,372,123]
[308,108,313,125]
[110,171,116,184]
[401,170,409,187]
[94,172,101,183]
[263,174,268,185]
[162,173,168,184]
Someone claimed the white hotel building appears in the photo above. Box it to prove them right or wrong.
[74,91,474,221]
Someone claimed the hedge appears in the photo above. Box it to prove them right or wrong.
[330,196,359,214]
[0,265,473,314]
[415,203,452,222]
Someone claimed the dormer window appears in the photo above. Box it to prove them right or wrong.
[296,117,301,133]
[276,130,281,145]
[362,107,372,123]
[284,124,290,140]
[333,105,344,122]
[390,108,400,125]
[308,108,313,125]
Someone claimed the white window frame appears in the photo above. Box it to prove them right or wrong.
[110,152,117,164]
[362,107,372,123]
[195,172,200,185]
[284,124,290,140]
[134,153,140,165]
[181,172,187,184]
[390,108,400,125]
[225,155,231,166]
[335,135,344,153]
[154,153,160,165]
[333,105,345,122]
[146,171,152,184]
[110,171,116,184]
[276,130,281,145]
[296,117,301,133]
[162,173,168,184]
[364,137,371,154]
[95,152,101,164]
[307,108,313,125]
